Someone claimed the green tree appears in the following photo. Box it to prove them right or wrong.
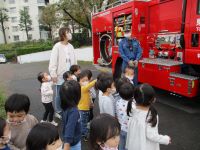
[59,0,116,31]
[19,8,32,40]
[0,8,9,44]
[39,4,59,39]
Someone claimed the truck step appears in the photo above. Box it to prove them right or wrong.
[170,73,199,80]
[140,58,183,66]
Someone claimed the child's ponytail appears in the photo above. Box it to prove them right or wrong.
[147,105,158,127]
[127,98,133,116]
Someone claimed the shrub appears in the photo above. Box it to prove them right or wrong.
[0,33,92,60]
[0,90,6,118]
[71,32,92,48]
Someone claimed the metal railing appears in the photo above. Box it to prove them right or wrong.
[92,0,129,14]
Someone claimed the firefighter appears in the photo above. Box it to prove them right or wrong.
[118,30,142,85]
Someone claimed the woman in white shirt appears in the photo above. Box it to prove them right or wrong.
[126,83,171,150]
[49,27,77,119]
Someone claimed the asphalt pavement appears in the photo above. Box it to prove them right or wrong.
[0,61,200,150]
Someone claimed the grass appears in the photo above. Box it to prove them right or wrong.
[78,61,93,65]
[0,89,6,118]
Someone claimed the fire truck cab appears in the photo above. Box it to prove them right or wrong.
[92,0,200,98]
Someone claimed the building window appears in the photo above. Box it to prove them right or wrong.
[11,17,17,23]
[28,34,32,40]
[9,0,15,4]
[13,35,19,41]
[37,0,44,3]
[12,26,18,32]
[24,0,28,2]
[10,7,16,13]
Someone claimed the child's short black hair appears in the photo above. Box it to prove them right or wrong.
[96,74,113,93]
[84,69,93,80]
[5,93,30,114]
[60,80,81,110]
[77,70,89,82]
[37,72,45,83]
[70,65,81,74]
[26,123,59,150]
[119,82,134,100]
[97,72,109,81]
[0,117,6,137]
[89,114,121,150]
[115,77,130,93]
[63,71,72,81]
[95,72,110,90]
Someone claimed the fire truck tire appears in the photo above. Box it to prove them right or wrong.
[99,34,112,66]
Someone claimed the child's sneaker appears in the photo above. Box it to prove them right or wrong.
[40,120,47,123]
[55,112,62,120]
[50,120,58,126]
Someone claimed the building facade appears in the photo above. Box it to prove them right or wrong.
[0,0,49,43]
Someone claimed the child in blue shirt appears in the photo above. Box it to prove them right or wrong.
[60,80,81,150]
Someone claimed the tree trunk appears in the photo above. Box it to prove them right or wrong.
[26,28,29,40]
[49,24,52,40]
[1,21,7,44]
[71,19,75,33]
[77,0,91,31]
[25,19,29,40]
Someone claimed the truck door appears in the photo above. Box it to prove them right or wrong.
[185,0,200,65]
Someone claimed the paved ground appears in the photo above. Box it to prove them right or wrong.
[0,61,200,150]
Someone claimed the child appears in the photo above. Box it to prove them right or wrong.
[5,94,38,150]
[113,77,130,108]
[89,113,121,150]
[126,83,171,150]
[60,80,81,150]
[77,70,96,141]
[97,74,116,116]
[63,71,73,81]
[124,65,134,85]
[70,65,81,81]
[116,82,134,150]
[93,72,109,118]
[85,69,96,101]
[37,72,58,126]
[0,117,11,150]
[26,123,62,150]
[85,69,96,121]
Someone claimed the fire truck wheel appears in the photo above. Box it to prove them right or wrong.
[99,34,112,66]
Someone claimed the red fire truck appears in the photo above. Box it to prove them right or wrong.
[92,0,200,98]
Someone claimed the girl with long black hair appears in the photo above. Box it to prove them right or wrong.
[126,83,171,150]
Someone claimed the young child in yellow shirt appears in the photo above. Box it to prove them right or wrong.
[77,70,96,141]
